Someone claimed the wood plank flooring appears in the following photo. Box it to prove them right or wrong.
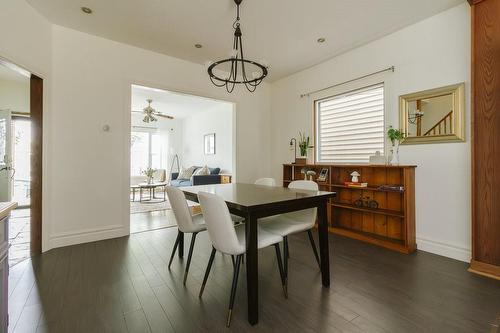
[8,227,500,332]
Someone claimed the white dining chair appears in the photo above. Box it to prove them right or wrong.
[197,191,287,327]
[254,177,276,186]
[260,180,321,279]
[166,186,207,285]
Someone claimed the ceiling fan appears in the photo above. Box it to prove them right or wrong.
[132,99,174,123]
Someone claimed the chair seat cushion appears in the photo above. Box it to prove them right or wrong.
[229,225,283,255]
[259,214,313,236]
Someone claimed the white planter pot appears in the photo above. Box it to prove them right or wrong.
[390,142,400,165]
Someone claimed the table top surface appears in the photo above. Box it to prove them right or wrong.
[0,202,18,220]
[136,182,167,188]
[180,183,335,208]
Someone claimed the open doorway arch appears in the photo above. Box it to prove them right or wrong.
[0,57,43,256]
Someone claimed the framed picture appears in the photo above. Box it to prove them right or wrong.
[204,133,216,155]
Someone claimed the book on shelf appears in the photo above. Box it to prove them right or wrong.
[344,182,368,188]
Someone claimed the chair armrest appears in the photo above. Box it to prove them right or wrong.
[192,175,221,186]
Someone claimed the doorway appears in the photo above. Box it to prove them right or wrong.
[129,84,236,233]
[0,58,43,264]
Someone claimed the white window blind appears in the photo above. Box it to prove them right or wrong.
[315,83,384,163]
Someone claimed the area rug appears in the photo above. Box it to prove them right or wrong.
[130,197,199,214]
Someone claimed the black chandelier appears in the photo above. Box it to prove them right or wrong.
[207,0,268,93]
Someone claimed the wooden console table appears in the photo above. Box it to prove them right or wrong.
[283,164,416,253]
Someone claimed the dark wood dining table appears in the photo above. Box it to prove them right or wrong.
[180,183,336,325]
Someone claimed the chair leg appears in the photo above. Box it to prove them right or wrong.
[274,244,288,298]
[226,254,242,327]
[307,229,321,269]
[183,232,198,285]
[199,247,216,298]
[285,236,290,258]
[283,236,289,279]
[168,231,181,269]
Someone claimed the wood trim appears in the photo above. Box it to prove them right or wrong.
[30,75,43,255]
[470,0,500,279]
[469,260,500,280]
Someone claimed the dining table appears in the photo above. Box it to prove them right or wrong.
[180,182,336,325]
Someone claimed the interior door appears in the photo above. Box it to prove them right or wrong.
[0,110,12,202]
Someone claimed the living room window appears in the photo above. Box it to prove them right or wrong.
[315,83,385,163]
[130,130,162,175]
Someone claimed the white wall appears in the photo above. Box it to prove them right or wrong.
[271,4,471,261]
[0,79,30,113]
[47,24,271,250]
[181,104,234,174]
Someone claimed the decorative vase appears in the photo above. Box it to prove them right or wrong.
[390,141,400,165]
[147,177,153,184]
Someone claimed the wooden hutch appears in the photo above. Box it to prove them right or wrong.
[283,164,416,253]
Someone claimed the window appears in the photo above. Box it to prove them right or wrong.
[130,130,163,175]
[315,83,384,163]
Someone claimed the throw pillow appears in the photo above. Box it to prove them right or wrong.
[193,165,210,176]
[177,166,196,180]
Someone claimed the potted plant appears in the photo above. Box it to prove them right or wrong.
[387,126,405,165]
[297,132,313,164]
[142,167,156,184]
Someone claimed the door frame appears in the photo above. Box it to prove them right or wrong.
[0,57,43,255]
[30,74,43,255]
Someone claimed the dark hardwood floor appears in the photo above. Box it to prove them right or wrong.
[8,227,500,332]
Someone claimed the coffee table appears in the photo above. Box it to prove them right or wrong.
[138,182,167,203]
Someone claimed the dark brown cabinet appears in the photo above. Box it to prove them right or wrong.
[283,164,416,254]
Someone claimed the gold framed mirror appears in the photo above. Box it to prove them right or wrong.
[399,83,465,144]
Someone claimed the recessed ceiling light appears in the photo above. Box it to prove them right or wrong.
[81,7,93,14]
[195,44,203,49]
[317,37,326,43]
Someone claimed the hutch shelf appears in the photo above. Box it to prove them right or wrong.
[283,163,417,254]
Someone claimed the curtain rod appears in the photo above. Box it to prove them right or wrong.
[300,66,395,98]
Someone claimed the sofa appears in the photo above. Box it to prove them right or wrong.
[170,167,221,187]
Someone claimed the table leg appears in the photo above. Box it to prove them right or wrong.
[178,232,184,258]
[245,213,258,325]
[317,199,330,287]
[140,188,143,202]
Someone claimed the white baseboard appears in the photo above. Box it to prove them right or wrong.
[49,224,128,250]
[417,237,471,262]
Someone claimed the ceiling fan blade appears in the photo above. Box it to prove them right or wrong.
[156,113,174,120]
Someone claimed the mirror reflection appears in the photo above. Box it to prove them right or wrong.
[406,93,453,137]
[399,83,464,144]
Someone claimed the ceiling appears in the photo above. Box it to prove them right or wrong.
[131,84,231,120]
[27,0,464,81]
